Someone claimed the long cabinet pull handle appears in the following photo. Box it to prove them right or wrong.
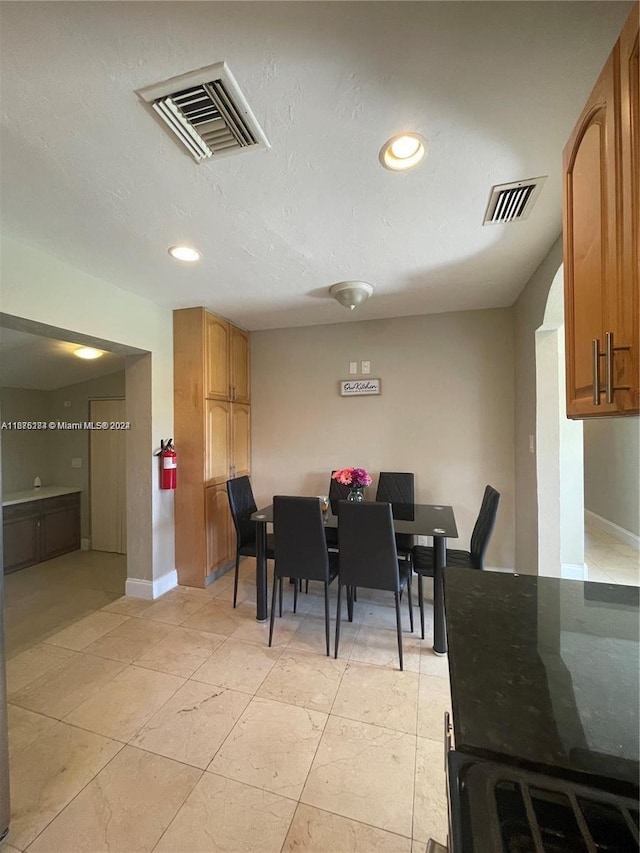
[592,338,602,405]
[605,331,631,404]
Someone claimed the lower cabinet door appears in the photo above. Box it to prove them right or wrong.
[41,505,81,561]
[205,485,233,577]
[2,512,41,573]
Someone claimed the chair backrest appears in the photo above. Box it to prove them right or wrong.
[375,472,414,504]
[273,496,331,582]
[227,476,258,548]
[338,501,400,592]
[469,485,501,569]
[329,470,351,510]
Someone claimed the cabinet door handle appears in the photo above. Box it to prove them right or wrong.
[592,338,602,405]
[605,331,631,404]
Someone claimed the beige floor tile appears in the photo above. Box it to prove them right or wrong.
[82,616,172,663]
[101,595,154,617]
[413,736,448,846]
[419,649,450,679]
[191,638,282,694]
[10,653,126,719]
[302,716,416,838]
[154,772,296,853]
[43,610,130,651]
[7,720,121,850]
[131,681,250,768]
[7,705,56,759]
[27,745,200,853]
[257,649,346,713]
[6,645,75,695]
[65,665,184,741]
[417,675,452,740]
[140,592,208,625]
[0,843,22,852]
[181,598,250,636]
[134,626,227,678]
[289,612,359,658]
[230,605,303,647]
[332,662,419,734]
[350,625,422,673]
[282,803,413,853]
[209,696,327,799]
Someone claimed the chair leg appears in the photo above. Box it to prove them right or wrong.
[335,584,342,659]
[278,577,283,618]
[233,552,240,608]
[407,575,414,633]
[324,582,330,657]
[293,580,298,614]
[394,591,404,671]
[347,585,354,623]
[418,575,425,640]
[305,579,309,594]
[268,572,278,647]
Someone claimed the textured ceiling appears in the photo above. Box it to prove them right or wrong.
[0,1,633,330]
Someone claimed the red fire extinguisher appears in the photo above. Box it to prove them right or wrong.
[157,439,177,490]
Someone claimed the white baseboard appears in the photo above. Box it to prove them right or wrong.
[561,563,587,580]
[125,569,178,600]
[585,510,640,552]
[81,538,90,551]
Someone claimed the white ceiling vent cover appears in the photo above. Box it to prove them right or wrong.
[137,62,269,163]
[483,176,547,225]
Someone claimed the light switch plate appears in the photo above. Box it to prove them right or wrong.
[71,458,82,469]
[349,361,358,375]
[361,361,370,374]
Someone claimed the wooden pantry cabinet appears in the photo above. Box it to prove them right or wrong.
[174,307,250,587]
[563,4,639,417]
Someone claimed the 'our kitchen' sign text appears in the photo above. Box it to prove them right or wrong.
[339,379,381,396]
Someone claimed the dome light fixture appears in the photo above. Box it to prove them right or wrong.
[74,347,104,360]
[330,281,374,311]
[379,133,428,171]
[168,245,201,262]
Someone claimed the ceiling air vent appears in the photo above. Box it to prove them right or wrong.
[137,62,269,163]
[483,176,547,225]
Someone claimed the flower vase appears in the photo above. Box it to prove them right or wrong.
[347,487,365,502]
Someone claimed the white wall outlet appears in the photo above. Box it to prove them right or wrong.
[71,457,82,469]
[349,361,357,375]
[63,400,72,408]
[361,361,370,374]
[529,435,535,454]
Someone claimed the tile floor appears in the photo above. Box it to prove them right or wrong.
[3,519,637,852]
[4,557,449,852]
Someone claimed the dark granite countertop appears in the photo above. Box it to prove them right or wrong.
[444,568,640,792]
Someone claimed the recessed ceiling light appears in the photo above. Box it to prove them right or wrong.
[379,133,428,171]
[74,347,103,360]
[168,245,201,262]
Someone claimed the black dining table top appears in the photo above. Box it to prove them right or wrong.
[251,500,458,538]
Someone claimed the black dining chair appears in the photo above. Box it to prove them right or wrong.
[325,470,350,550]
[227,476,275,608]
[269,496,339,655]
[376,472,415,564]
[335,501,413,670]
[412,485,501,639]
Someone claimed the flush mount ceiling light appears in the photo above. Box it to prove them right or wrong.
[168,245,201,262]
[74,347,103,360]
[330,281,374,311]
[379,133,428,171]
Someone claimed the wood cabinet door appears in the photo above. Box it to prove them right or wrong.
[205,399,231,486]
[2,509,40,573]
[231,403,251,478]
[205,485,233,576]
[618,8,640,413]
[42,505,81,560]
[230,325,250,403]
[563,52,620,417]
[204,313,230,400]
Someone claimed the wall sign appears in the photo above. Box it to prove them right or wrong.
[339,378,381,396]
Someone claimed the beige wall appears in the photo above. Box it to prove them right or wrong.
[1,235,174,586]
[251,308,515,568]
[514,236,563,573]
[0,388,52,492]
[584,417,640,537]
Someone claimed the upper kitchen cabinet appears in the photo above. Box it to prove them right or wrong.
[230,325,250,404]
[563,4,639,418]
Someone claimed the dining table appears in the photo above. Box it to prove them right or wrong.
[250,499,458,655]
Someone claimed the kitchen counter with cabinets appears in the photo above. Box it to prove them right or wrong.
[2,488,81,573]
